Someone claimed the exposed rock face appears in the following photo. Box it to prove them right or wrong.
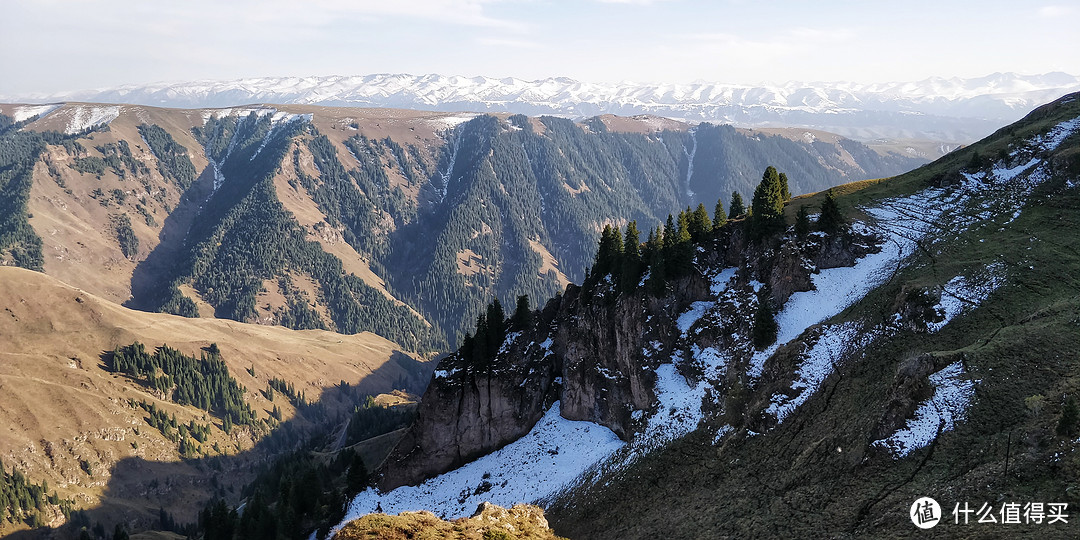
[871,353,943,441]
[557,284,693,439]
[378,335,559,490]
[379,221,875,490]
[767,239,814,305]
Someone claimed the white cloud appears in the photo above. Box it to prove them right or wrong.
[1037,4,1075,18]
[476,37,543,50]
[595,0,674,4]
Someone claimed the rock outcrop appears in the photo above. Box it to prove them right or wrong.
[334,502,563,540]
[378,218,875,490]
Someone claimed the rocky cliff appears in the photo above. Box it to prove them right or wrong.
[377,213,879,490]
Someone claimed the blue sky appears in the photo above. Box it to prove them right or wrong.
[2,0,1078,95]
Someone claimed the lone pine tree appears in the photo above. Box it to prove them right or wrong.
[750,166,787,242]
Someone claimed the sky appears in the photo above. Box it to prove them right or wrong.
[2,0,1078,96]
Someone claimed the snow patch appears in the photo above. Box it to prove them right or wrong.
[710,267,737,296]
[765,322,863,423]
[333,402,623,531]
[712,425,733,445]
[872,361,976,457]
[635,363,706,449]
[11,104,60,123]
[928,264,1007,332]
[676,301,712,335]
[59,105,121,134]
[433,368,460,379]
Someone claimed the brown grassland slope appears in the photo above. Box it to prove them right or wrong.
[0,266,427,533]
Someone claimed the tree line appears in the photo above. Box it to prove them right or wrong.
[105,342,257,428]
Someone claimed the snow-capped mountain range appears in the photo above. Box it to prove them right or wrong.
[10,72,1080,143]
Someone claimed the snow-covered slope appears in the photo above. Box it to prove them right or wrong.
[16,72,1080,143]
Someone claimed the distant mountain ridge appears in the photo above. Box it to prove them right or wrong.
[14,72,1080,143]
[0,101,925,349]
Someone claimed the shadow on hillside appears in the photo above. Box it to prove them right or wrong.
[126,165,216,312]
[5,348,440,540]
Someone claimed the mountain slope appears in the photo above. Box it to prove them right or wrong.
[549,95,1080,538]
[330,92,1080,538]
[0,102,926,346]
[21,72,1080,142]
[0,266,430,534]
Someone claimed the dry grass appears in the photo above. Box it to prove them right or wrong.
[0,266,427,525]
[528,239,570,289]
[334,504,566,540]
[596,114,689,134]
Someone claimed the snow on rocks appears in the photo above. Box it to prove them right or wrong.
[636,363,708,449]
[676,301,712,336]
[332,402,623,531]
[928,263,1007,332]
[710,267,737,296]
[745,207,923,380]
[690,344,730,382]
[872,361,976,458]
[1034,116,1080,153]
[433,367,461,379]
[712,424,734,445]
[764,322,866,423]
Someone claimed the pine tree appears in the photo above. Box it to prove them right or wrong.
[511,295,532,331]
[817,189,847,236]
[459,331,474,361]
[662,215,677,251]
[713,197,727,229]
[752,288,778,350]
[1058,396,1079,437]
[592,224,623,281]
[689,203,712,242]
[623,221,641,261]
[471,313,489,365]
[621,221,642,292]
[645,225,666,295]
[346,451,369,495]
[795,205,811,239]
[676,210,692,245]
[486,298,506,350]
[779,172,792,202]
[662,210,694,278]
[729,192,746,218]
[750,166,786,242]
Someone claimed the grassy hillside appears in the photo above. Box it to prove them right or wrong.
[0,266,431,536]
[547,94,1080,538]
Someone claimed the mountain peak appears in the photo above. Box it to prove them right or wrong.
[12,72,1080,143]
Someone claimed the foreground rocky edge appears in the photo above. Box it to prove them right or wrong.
[333,502,565,540]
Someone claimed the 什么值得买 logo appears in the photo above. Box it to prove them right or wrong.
[911,497,941,529]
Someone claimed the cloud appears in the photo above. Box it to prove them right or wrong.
[1036,4,1075,18]
[594,0,673,4]
[13,0,525,30]
[475,37,543,50]
[289,0,523,29]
